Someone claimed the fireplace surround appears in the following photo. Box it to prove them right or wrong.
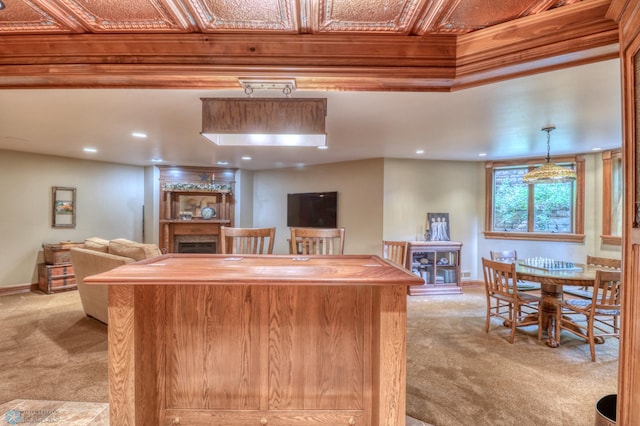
[175,235,217,254]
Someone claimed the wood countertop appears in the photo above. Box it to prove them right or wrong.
[83,253,424,286]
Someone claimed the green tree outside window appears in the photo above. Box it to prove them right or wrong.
[493,167,575,233]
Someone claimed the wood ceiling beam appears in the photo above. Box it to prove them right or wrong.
[0,1,619,91]
[454,0,619,89]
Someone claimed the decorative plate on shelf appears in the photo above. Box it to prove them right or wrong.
[201,206,216,220]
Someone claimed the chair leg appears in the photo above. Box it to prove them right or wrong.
[588,315,597,362]
[537,303,543,341]
[485,298,491,333]
[555,303,562,345]
[509,302,516,344]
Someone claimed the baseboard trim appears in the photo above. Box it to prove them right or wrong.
[0,283,38,297]
[461,279,482,287]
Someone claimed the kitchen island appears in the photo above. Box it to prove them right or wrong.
[84,254,422,425]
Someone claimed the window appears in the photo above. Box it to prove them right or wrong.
[602,149,622,245]
[485,156,585,242]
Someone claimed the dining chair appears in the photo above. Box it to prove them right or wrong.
[382,240,408,268]
[563,255,621,300]
[489,249,540,292]
[289,227,345,255]
[557,269,621,361]
[482,257,543,344]
[587,256,622,270]
[220,226,276,254]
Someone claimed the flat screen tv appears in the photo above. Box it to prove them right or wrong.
[287,191,337,228]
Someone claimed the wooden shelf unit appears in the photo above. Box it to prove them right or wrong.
[158,166,236,254]
[406,241,463,295]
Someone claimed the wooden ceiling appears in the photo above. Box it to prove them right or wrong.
[0,0,585,35]
[0,0,619,91]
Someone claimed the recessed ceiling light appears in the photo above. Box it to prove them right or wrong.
[241,156,252,160]
[416,149,424,154]
[217,161,228,165]
[317,145,328,150]
[131,132,147,138]
[592,147,602,151]
[83,147,97,153]
[150,158,163,163]
[478,152,487,157]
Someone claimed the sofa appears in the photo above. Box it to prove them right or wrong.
[70,237,162,324]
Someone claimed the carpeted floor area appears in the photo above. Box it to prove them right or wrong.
[0,290,108,406]
[0,286,617,425]
[406,286,618,426]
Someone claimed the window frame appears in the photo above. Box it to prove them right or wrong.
[484,155,585,242]
[601,149,622,245]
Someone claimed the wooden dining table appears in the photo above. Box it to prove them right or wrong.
[515,261,600,348]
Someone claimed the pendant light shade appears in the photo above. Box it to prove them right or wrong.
[522,126,576,184]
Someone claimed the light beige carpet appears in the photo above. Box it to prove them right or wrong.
[0,290,108,405]
[406,286,618,426]
[0,287,617,426]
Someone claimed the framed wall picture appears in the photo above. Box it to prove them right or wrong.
[426,212,450,241]
[52,186,76,228]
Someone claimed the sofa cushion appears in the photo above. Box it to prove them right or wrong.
[84,237,110,253]
[109,238,161,261]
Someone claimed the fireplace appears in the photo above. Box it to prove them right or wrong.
[175,235,218,254]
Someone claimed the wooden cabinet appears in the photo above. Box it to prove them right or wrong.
[406,241,463,295]
[85,254,423,425]
[158,166,236,254]
[38,263,76,294]
[159,189,234,253]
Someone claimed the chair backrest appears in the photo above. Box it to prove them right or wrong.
[290,227,345,255]
[220,226,275,254]
[593,269,622,310]
[382,240,407,267]
[482,257,519,299]
[586,255,621,270]
[490,250,518,263]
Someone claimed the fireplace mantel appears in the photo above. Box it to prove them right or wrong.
[158,166,236,254]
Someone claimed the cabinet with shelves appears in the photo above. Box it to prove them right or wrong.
[158,166,236,254]
[405,241,463,295]
[159,189,234,253]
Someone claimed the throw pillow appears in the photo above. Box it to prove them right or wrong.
[84,237,110,253]
[109,238,147,261]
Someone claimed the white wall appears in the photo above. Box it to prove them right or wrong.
[383,158,484,280]
[1,148,620,287]
[235,169,254,227]
[0,149,144,287]
[144,165,160,243]
[253,159,384,255]
[250,154,621,281]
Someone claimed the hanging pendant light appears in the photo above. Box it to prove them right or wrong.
[522,126,576,184]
